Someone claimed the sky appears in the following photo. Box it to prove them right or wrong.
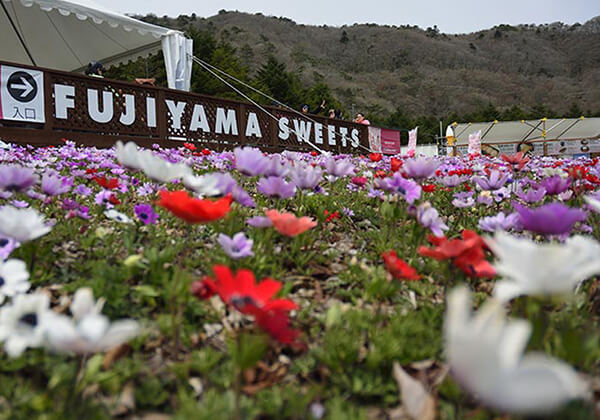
[93,0,600,34]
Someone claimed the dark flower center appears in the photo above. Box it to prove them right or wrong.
[231,295,258,310]
[397,186,406,194]
[139,213,148,220]
[0,276,4,287]
[6,184,21,191]
[0,238,8,247]
[19,313,38,327]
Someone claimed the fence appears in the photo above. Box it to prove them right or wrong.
[0,60,373,153]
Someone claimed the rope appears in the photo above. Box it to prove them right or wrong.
[191,55,373,153]
[191,54,324,153]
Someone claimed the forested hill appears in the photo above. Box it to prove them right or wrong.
[112,11,600,140]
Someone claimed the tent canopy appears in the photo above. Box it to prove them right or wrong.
[452,118,600,145]
[0,0,192,90]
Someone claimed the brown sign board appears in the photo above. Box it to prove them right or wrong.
[0,60,370,153]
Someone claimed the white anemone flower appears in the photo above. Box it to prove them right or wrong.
[445,286,589,415]
[0,259,30,304]
[486,232,600,302]
[0,293,52,357]
[0,206,51,243]
[104,209,133,224]
[138,150,192,183]
[182,173,221,197]
[45,288,139,355]
[584,195,600,213]
[115,141,142,170]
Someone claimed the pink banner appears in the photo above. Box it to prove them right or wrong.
[381,128,401,155]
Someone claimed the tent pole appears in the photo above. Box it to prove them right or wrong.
[0,1,37,66]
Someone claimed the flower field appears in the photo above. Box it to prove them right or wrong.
[0,140,600,419]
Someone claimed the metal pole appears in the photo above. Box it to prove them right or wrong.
[0,1,37,66]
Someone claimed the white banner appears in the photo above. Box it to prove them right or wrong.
[0,65,45,123]
[468,130,481,155]
[407,127,418,156]
[368,126,382,153]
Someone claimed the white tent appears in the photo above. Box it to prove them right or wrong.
[0,0,193,90]
[452,118,600,145]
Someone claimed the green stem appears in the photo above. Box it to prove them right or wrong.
[233,332,242,420]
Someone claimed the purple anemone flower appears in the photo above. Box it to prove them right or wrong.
[41,173,71,196]
[73,184,92,197]
[290,165,323,190]
[440,174,467,188]
[0,235,18,260]
[539,175,571,196]
[231,185,256,208]
[452,197,475,208]
[137,183,155,196]
[478,212,521,233]
[473,170,509,191]
[412,203,448,237]
[214,173,237,194]
[134,204,159,225]
[0,165,38,192]
[95,190,115,208]
[264,156,289,177]
[515,185,546,203]
[477,194,494,206]
[234,147,270,177]
[217,232,254,259]
[493,187,511,202]
[513,202,587,235]
[246,216,273,228]
[323,158,355,179]
[257,176,296,199]
[403,158,440,180]
[380,173,421,204]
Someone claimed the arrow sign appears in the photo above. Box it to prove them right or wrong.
[7,71,37,102]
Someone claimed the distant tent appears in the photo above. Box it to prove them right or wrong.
[452,118,600,146]
[450,117,600,156]
[0,0,193,90]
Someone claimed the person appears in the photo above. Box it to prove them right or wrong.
[301,99,326,115]
[328,109,336,119]
[135,78,156,86]
[334,109,342,119]
[85,61,105,78]
[354,113,370,125]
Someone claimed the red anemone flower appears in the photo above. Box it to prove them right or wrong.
[418,230,496,278]
[265,209,317,237]
[191,266,303,347]
[382,251,421,281]
[351,176,368,187]
[390,158,402,172]
[369,153,383,162]
[251,308,305,349]
[192,265,297,313]
[183,142,197,151]
[156,190,233,223]
[93,176,119,190]
[201,148,211,156]
[422,184,436,193]
[323,210,341,222]
[501,151,530,170]
[108,195,121,205]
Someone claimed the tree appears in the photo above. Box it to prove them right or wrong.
[340,30,349,44]
[254,56,303,108]
[566,102,583,118]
